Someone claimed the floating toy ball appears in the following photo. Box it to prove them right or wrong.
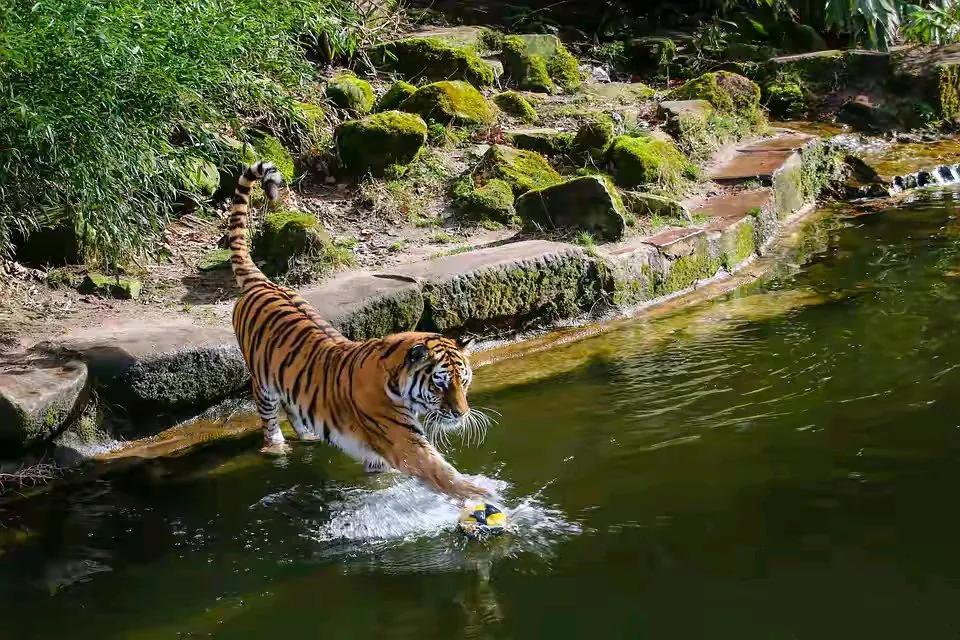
[457,502,507,539]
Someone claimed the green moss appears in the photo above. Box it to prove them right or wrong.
[503,36,555,93]
[799,140,844,202]
[452,177,517,224]
[249,134,296,182]
[326,73,375,114]
[198,248,232,272]
[335,111,427,177]
[376,81,417,112]
[670,71,761,114]
[514,175,626,239]
[79,272,142,299]
[937,64,960,122]
[182,155,220,198]
[493,91,538,123]
[765,80,806,119]
[547,45,583,92]
[253,209,351,282]
[572,113,615,163]
[721,220,756,270]
[608,135,696,191]
[369,37,495,87]
[508,129,574,155]
[655,242,722,295]
[400,81,495,125]
[671,109,762,165]
[480,145,562,195]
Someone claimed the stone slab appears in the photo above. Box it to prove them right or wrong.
[694,188,771,231]
[0,354,88,451]
[642,228,705,258]
[709,133,813,182]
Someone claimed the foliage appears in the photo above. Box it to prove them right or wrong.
[902,1,960,44]
[0,0,367,264]
[824,0,901,49]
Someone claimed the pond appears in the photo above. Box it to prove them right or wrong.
[5,191,960,639]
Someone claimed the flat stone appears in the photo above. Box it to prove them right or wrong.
[514,34,562,58]
[393,240,605,333]
[709,132,813,182]
[405,26,487,50]
[693,188,771,231]
[515,176,627,240]
[658,99,713,121]
[599,238,660,306]
[506,127,571,155]
[0,354,88,451]
[622,191,691,221]
[643,228,705,259]
[584,81,655,101]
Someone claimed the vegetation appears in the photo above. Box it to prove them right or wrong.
[0,0,374,264]
[400,81,496,125]
[493,92,539,123]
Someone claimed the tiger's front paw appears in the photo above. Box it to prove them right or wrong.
[260,442,292,456]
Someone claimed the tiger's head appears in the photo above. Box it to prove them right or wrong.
[382,332,490,445]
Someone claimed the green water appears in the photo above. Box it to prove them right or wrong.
[5,193,960,639]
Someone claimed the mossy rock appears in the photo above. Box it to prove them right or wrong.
[546,44,583,93]
[452,177,517,224]
[182,156,220,198]
[326,73,375,115]
[765,80,807,119]
[198,248,233,272]
[376,81,417,112]
[493,91,538,123]
[368,37,495,87]
[508,34,582,91]
[506,128,574,155]
[608,135,696,191]
[584,81,656,102]
[292,101,328,146]
[252,209,331,277]
[669,71,761,114]
[79,273,142,300]
[478,145,562,196]
[515,175,626,239]
[242,134,296,182]
[335,111,428,177]
[400,81,496,125]
[572,114,616,163]
[723,42,778,62]
[502,36,556,94]
[621,191,691,221]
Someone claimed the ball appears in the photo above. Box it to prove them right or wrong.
[457,501,507,539]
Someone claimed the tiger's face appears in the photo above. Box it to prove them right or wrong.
[385,333,486,443]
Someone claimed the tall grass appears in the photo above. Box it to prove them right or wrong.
[0,0,367,264]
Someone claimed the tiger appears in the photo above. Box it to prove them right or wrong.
[228,161,491,501]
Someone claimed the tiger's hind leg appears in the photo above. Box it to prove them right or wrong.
[254,384,290,455]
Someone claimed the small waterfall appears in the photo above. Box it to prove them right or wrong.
[938,165,957,183]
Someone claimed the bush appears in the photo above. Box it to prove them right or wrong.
[0,0,366,263]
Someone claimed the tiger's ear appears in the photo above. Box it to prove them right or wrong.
[456,335,475,354]
[407,344,429,363]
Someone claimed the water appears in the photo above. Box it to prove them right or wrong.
[5,192,960,638]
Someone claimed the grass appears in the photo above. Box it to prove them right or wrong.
[356,149,454,227]
[0,0,371,265]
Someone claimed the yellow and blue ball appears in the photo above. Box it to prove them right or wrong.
[457,502,507,539]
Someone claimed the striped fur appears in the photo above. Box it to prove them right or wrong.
[229,162,490,500]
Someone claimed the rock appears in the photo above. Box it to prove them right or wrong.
[837,96,895,132]
[506,128,574,155]
[572,114,616,163]
[583,81,655,102]
[368,37,495,87]
[476,145,562,196]
[335,111,428,176]
[500,34,582,93]
[767,50,846,92]
[79,273,142,300]
[252,209,330,277]
[452,177,517,224]
[198,248,232,272]
[400,81,496,125]
[502,35,554,93]
[722,42,778,62]
[402,26,491,51]
[243,134,296,183]
[621,191,691,221]
[669,71,761,115]
[394,240,605,333]
[626,36,677,78]
[842,155,890,198]
[493,91,538,123]
[515,175,626,240]
[375,81,417,112]
[326,73,375,114]
[764,80,807,119]
[292,101,326,144]
[657,99,713,137]
[608,135,696,190]
[0,355,88,451]
[182,155,220,200]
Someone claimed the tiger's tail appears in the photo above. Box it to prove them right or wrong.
[228,161,284,292]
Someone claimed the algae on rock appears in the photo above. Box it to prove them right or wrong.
[335,111,428,177]
[326,73,375,115]
[368,37,495,87]
[670,71,761,116]
[608,135,696,191]
[400,81,496,125]
[476,145,562,196]
[252,209,351,282]
[376,81,417,112]
[493,91,538,123]
[452,177,517,224]
[572,113,616,163]
[515,175,626,239]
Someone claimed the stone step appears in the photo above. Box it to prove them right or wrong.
[708,132,814,182]
[693,188,772,231]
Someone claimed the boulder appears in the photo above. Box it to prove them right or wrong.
[502,36,554,93]
[252,209,331,277]
[493,91,538,123]
[335,110,428,176]
[669,71,761,115]
[501,34,583,93]
[394,240,605,333]
[326,73,375,114]
[572,114,616,163]
[368,37,495,87]
[79,273,142,300]
[477,145,562,196]
[0,354,88,451]
[764,80,807,119]
[621,191,692,221]
[506,128,574,155]
[400,81,496,125]
[515,175,627,240]
[375,81,417,112]
[658,99,713,136]
[837,96,896,132]
[608,135,696,190]
[452,177,517,224]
